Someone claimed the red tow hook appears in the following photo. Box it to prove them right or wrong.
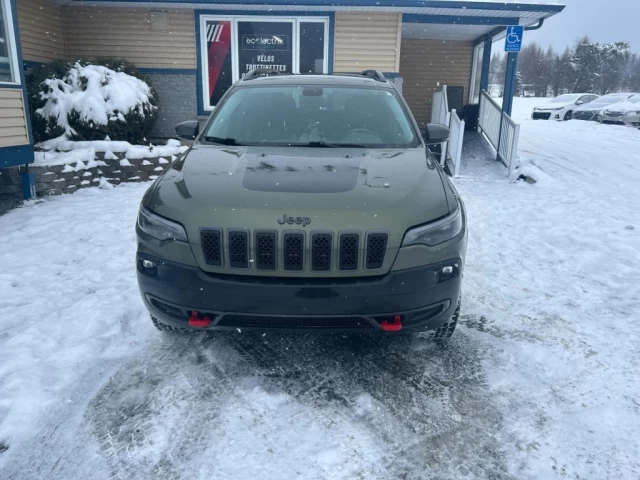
[380,315,403,332]
[189,311,211,328]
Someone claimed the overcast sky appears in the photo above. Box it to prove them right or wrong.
[521,0,640,53]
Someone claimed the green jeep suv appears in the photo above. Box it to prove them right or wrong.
[136,70,467,338]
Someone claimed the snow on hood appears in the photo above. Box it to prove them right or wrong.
[603,96,640,113]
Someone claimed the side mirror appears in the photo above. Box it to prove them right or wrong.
[575,100,585,105]
[423,123,450,145]
[175,120,199,141]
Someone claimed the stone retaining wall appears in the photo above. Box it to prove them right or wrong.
[0,150,176,198]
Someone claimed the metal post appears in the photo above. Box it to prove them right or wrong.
[497,52,518,162]
[479,36,492,94]
[502,52,519,117]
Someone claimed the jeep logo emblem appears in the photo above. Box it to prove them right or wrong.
[277,214,311,227]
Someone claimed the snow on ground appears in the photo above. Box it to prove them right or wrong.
[456,98,640,479]
[0,98,639,479]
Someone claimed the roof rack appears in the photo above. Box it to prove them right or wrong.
[243,68,288,81]
[360,70,387,82]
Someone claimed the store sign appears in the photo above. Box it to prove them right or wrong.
[206,20,233,106]
[242,34,290,51]
[237,21,293,78]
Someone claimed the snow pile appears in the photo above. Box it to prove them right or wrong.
[36,63,156,137]
[38,135,188,160]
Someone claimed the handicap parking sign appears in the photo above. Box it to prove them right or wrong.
[504,26,524,52]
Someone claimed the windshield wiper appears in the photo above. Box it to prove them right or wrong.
[304,141,369,148]
[203,136,245,146]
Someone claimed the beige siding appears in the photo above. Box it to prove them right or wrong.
[399,39,473,127]
[63,8,196,69]
[334,12,401,73]
[0,89,29,147]
[16,0,67,63]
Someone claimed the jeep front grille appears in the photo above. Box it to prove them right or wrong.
[311,233,332,271]
[283,233,304,271]
[228,231,249,268]
[366,233,389,269]
[255,232,277,270]
[339,233,360,271]
[201,228,222,266]
[199,228,388,273]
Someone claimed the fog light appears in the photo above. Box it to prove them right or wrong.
[442,266,454,275]
[142,259,155,269]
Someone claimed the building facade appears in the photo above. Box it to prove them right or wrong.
[2,0,564,166]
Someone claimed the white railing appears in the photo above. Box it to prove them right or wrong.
[431,85,448,125]
[478,90,520,176]
[497,114,521,177]
[447,109,465,177]
[431,86,449,165]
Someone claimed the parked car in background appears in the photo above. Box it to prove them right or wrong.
[601,94,640,127]
[532,94,599,121]
[572,93,637,122]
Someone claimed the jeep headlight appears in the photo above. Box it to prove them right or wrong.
[401,207,463,247]
[138,207,188,244]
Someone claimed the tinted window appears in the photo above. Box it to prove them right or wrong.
[204,85,420,148]
[299,23,325,74]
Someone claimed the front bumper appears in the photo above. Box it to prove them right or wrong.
[602,114,640,127]
[137,252,462,333]
[532,111,552,120]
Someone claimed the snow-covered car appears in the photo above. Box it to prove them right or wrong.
[601,94,640,127]
[532,94,599,121]
[572,92,637,122]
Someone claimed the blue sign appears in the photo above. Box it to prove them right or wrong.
[504,26,524,52]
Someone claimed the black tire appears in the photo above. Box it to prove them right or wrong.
[429,300,460,341]
[150,315,193,334]
[564,111,573,121]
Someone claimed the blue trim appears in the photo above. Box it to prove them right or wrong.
[67,0,565,14]
[0,82,22,88]
[194,9,335,116]
[138,68,198,75]
[0,145,35,168]
[403,14,520,25]
[502,52,518,117]
[1,0,34,165]
[479,36,492,94]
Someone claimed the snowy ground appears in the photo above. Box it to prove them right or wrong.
[0,98,639,479]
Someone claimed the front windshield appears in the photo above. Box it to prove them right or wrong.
[550,94,582,103]
[626,95,640,104]
[203,85,420,148]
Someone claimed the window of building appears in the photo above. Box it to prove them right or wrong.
[0,0,20,84]
[200,16,329,111]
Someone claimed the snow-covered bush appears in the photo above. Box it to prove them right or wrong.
[27,59,158,144]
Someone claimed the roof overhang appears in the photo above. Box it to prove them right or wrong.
[54,0,565,43]
[55,0,565,20]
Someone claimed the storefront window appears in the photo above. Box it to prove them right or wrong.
[237,20,294,79]
[200,16,329,111]
[205,19,233,107]
[0,0,19,83]
[299,22,326,74]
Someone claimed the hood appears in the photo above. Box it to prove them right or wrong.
[146,144,450,276]
[574,102,604,113]
[604,100,640,113]
[534,101,572,110]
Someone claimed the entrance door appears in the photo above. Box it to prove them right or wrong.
[235,20,295,79]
